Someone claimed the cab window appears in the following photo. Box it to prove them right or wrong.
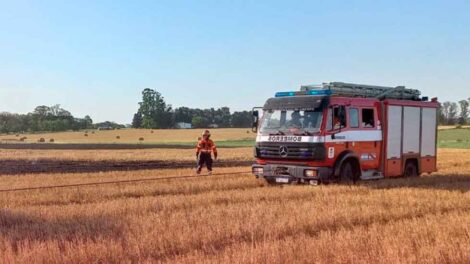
[361,108,375,128]
[349,108,359,128]
[327,106,346,131]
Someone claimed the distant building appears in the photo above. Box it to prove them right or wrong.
[176,122,192,129]
[97,126,114,131]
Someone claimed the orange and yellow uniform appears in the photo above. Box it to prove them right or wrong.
[196,139,217,173]
[196,138,217,158]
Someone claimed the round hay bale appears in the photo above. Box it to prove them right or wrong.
[49,138,55,143]
[139,137,144,142]
[38,138,45,143]
[151,130,154,134]
[91,131,95,134]
[15,134,20,137]
[84,133,88,137]
[116,136,121,139]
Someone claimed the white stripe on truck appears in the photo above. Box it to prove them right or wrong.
[257,130,382,143]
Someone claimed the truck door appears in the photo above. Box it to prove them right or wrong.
[324,105,348,161]
[357,107,381,170]
[326,105,346,132]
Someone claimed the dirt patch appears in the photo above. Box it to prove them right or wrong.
[0,143,195,150]
[0,159,253,175]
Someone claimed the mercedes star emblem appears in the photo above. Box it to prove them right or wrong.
[279,146,288,157]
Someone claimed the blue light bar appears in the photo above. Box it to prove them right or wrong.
[275,89,332,97]
[307,89,332,96]
[275,91,297,97]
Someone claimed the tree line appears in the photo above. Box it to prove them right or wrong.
[0,105,126,134]
[0,89,253,134]
[438,99,470,125]
[0,105,94,133]
[131,88,252,129]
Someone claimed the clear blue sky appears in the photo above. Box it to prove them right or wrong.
[1,0,469,124]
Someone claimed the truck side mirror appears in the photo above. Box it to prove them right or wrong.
[252,110,259,133]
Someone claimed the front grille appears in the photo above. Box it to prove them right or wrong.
[255,143,326,160]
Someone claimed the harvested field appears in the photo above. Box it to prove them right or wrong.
[1,148,470,263]
[0,128,255,144]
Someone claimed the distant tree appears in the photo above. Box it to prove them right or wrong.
[132,112,143,128]
[459,100,469,125]
[94,121,126,129]
[174,107,193,124]
[448,102,458,125]
[441,101,459,125]
[441,102,451,125]
[203,108,215,125]
[49,104,71,117]
[191,116,205,128]
[138,88,173,129]
[0,112,25,133]
[215,107,231,128]
[141,115,156,128]
[33,105,51,118]
[84,115,93,128]
[437,102,446,125]
[173,106,234,128]
[231,111,252,128]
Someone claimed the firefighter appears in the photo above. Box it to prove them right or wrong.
[196,130,218,175]
[289,111,302,128]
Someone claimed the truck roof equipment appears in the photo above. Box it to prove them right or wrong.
[299,82,422,101]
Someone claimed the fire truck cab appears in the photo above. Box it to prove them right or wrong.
[252,82,438,184]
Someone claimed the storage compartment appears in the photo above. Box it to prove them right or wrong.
[421,108,437,157]
[421,157,436,173]
[402,107,420,154]
[386,106,402,159]
[386,159,402,177]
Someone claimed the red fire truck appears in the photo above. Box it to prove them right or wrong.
[251,82,438,184]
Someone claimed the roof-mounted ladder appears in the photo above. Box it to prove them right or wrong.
[300,82,421,101]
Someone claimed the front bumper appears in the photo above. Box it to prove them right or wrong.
[252,164,332,183]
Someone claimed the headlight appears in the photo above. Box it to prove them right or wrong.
[253,167,264,174]
[304,169,318,177]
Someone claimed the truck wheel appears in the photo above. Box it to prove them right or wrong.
[404,161,418,177]
[340,161,357,184]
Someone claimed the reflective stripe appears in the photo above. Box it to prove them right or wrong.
[324,130,382,142]
[196,139,217,154]
[257,130,382,143]
[256,135,323,143]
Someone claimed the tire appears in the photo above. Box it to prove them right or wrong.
[340,161,357,184]
[404,161,418,177]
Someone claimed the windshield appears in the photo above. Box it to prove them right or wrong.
[260,109,323,135]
